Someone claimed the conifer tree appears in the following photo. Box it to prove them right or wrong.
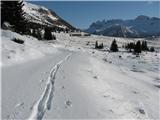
[134,41,141,53]
[142,41,148,51]
[101,43,104,48]
[144,41,149,51]
[44,28,53,40]
[99,43,104,49]
[141,41,145,51]
[95,41,98,49]
[110,39,118,52]
[1,0,28,34]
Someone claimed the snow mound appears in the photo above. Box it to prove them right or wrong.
[1,29,59,66]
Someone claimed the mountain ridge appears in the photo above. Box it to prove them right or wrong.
[23,2,75,31]
[86,15,160,38]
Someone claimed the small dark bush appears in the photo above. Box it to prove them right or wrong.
[86,42,90,46]
[119,55,122,58]
[150,47,155,52]
[12,38,24,44]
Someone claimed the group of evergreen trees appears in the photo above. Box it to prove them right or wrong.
[1,0,29,34]
[95,39,118,52]
[95,41,104,49]
[32,28,56,40]
[95,39,155,53]
[124,40,155,53]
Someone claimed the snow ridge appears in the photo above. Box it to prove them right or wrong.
[28,53,72,120]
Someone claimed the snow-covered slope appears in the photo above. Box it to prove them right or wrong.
[1,29,160,119]
[23,2,75,30]
[1,29,60,65]
[86,15,160,38]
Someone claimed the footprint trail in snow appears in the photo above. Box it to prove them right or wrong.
[28,53,72,120]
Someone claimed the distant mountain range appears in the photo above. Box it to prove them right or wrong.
[23,2,75,30]
[86,15,160,38]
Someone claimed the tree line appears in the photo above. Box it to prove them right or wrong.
[32,28,56,40]
[95,39,155,53]
[124,40,155,53]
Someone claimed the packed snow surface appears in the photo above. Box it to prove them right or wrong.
[1,29,160,120]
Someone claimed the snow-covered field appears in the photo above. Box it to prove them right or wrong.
[1,29,160,119]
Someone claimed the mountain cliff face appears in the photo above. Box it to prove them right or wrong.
[23,2,75,30]
[86,15,160,38]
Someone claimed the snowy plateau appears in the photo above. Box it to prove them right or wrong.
[1,2,160,120]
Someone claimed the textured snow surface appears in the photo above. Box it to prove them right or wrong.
[1,29,59,66]
[29,53,71,120]
[1,30,160,119]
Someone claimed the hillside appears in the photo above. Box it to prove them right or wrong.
[23,2,75,30]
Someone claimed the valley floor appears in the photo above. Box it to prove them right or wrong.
[1,30,160,119]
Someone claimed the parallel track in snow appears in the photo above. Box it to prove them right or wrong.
[28,53,72,120]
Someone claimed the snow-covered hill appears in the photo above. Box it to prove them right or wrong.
[86,15,160,38]
[23,2,75,30]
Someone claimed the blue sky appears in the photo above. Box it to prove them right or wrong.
[30,1,160,29]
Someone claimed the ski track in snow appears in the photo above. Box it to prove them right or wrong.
[28,53,72,120]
